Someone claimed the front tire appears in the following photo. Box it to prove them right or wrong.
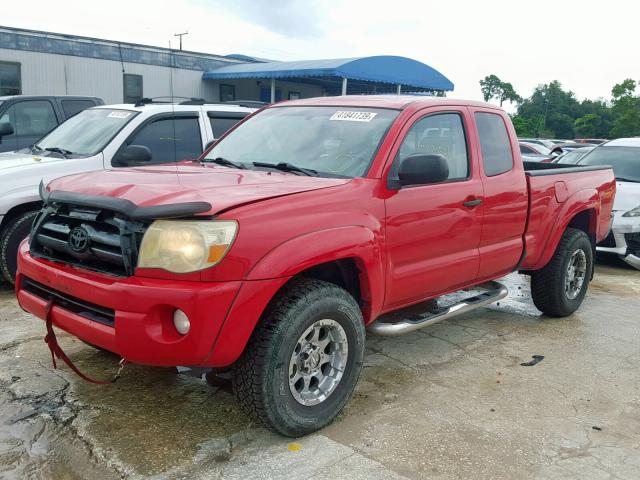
[233,278,365,437]
[1,211,38,284]
[531,228,593,317]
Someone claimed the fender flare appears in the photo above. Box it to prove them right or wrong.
[528,188,600,270]
[247,225,385,321]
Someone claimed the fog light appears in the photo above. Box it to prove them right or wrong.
[173,309,190,335]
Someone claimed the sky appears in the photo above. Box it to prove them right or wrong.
[3,0,638,109]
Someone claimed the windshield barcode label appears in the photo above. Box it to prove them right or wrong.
[330,111,377,122]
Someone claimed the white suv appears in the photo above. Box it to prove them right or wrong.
[0,100,256,282]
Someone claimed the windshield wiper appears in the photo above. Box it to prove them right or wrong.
[253,162,317,177]
[206,157,246,169]
[44,147,73,158]
[30,144,44,153]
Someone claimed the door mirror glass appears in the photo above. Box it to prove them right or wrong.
[114,144,152,166]
[0,121,14,137]
[398,154,450,187]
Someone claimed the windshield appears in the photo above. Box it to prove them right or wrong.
[35,108,138,156]
[579,146,640,182]
[203,106,399,177]
[558,148,591,164]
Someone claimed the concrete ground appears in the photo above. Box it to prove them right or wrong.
[0,256,639,480]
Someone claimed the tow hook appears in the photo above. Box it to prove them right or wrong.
[43,298,127,384]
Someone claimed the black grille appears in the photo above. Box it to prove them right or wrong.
[30,203,147,277]
[625,233,640,254]
[599,232,617,248]
[22,277,115,327]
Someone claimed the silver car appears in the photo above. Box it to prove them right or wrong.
[578,138,640,269]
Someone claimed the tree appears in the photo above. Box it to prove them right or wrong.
[480,75,502,103]
[577,99,612,138]
[497,82,522,107]
[484,76,639,139]
[574,114,599,138]
[610,79,640,138]
[479,75,522,107]
[517,81,580,138]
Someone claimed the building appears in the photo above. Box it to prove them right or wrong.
[0,26,454,105]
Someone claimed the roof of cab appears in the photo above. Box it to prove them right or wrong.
[273,95,501,111]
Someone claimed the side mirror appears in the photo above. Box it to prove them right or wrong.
[0,122,14,141]
[114,144,152,166]
[397,153,449,187]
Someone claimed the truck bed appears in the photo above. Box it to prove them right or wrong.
[519,161,616,271]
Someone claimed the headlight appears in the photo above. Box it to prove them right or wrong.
[138,220,237,273]
[623,206,640,218]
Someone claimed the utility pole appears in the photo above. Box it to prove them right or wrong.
[174,32,188,51]
[541,99,550,137]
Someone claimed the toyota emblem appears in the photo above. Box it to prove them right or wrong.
[68,226,90,253]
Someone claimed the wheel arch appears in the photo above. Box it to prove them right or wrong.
[1,201,42,232]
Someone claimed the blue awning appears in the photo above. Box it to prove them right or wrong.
[203,55,454,91]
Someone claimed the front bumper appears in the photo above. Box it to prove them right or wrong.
[16,242,243,367]
[596,212,640,269]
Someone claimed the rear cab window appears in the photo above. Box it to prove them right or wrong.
[475,112,514,176]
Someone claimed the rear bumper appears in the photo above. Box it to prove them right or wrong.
[16,242,279,367]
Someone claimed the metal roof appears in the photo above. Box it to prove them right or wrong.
[203,56,454,91]
[0,26,241,72]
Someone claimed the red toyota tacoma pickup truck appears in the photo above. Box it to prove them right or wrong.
[16,96,615,436]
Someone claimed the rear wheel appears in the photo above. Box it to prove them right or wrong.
[232,278,365,437]
[1,211,38,284]
[531,228,593,317]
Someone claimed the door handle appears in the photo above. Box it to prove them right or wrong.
[463,198,482,208]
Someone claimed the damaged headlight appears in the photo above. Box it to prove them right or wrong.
[622,206,640,218]
[138,220,237,273]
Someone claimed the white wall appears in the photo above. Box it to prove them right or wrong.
[0,48,217,104]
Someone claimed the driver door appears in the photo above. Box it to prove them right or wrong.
[383,108,484,310]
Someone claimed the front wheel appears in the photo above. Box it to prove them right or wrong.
[531,228,593,317]
[232,278,365,437]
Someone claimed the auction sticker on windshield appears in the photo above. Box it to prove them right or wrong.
[330,111,378,122]
[107,111,133,119]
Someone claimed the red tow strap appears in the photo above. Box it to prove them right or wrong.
[43,299,126,385]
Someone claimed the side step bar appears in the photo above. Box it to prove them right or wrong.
[367,281,508,337]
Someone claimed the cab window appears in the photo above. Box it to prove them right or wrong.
[393,112,469,182]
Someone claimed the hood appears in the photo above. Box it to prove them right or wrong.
[0,150,65,171]
[613,180,640,213]
[48,163,350,215]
